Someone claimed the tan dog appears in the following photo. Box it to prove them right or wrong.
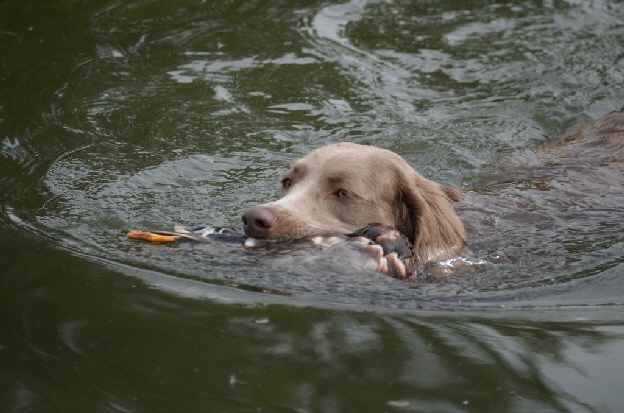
[242,112,624,270]
[242,142,467,265]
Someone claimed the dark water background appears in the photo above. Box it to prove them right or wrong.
[2,0,624,411]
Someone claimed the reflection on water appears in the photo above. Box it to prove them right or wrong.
[2,249,624,412]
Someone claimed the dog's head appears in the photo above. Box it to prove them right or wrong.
[242,143,466,262]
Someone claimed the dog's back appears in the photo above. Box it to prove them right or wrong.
[546,112,624,161]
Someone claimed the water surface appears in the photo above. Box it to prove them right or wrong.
[2,0,624,411]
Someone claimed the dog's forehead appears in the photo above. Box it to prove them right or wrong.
[285,144,400,190]
[298,143,393,167]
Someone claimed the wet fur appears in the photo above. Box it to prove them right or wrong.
[242,143,466,264]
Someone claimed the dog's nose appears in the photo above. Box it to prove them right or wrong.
[242,206,277,238]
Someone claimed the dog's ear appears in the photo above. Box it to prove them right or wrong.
[394,169,466,263]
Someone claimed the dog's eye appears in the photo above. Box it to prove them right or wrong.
[282,178,293,189]
[337,189,349,198]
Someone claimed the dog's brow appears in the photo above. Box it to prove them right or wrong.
[291,163,307,176]
[326,174,344,184]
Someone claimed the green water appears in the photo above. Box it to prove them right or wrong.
[2,0,624,411]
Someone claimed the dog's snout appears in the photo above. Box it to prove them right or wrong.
[242,206,277,238]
